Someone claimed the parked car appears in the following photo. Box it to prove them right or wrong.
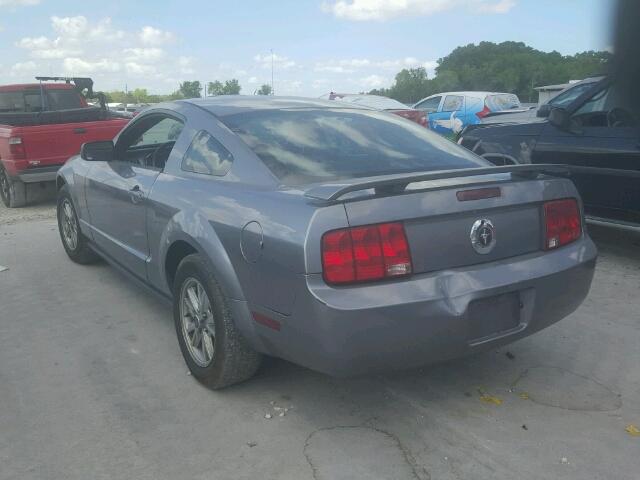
[56,96,596,388]
[0,77,129,207]
[322,92,427,126]
[458,76,640,229]
[479,76,605,125]
[413,91,531,137]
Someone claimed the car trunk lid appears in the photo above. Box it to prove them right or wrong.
[305,165,571,274]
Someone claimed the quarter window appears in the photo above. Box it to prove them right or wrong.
[182,131,233,176]
[442,95,464,112]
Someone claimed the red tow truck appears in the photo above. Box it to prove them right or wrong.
[0,77,129,207]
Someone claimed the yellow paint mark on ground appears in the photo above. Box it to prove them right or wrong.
[626,424,640,437]
[479,394,503,405]
[519,392,529,400]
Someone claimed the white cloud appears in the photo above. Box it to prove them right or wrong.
[359,74,387,88]
[10,61,37,75]
[177,56,195,74]
[63,57,121,74]
[124,47,165,63]
[125,62,156,75]
[254,53,296,70]
[139,26,175,46]
[0,0,40,6]
[248,76,259,84]
[322,0,516,21]
[315,57,434,73]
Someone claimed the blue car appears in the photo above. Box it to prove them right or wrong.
[413,91,530,137]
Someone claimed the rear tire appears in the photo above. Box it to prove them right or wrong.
[0,166,26,208]
[57,185,99,264]
[173,254,261,389]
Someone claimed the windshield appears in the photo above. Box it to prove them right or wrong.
[485,93,522,111]
[222,108,486,185]
[549,81,597,107]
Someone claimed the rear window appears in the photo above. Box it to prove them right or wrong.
[485,94,521,111]
[222,108,486,186]
[47,89,83,110]
[0,88,83,112]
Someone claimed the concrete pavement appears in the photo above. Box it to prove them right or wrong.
[1,211,639,480]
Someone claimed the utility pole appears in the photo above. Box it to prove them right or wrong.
[271,49,274,96]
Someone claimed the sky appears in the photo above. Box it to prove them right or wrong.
[0,0,615,97]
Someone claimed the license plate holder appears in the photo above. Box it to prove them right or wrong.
[468,291,521,342]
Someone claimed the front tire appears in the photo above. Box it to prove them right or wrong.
[173,254,261,389]
[57,185,99,264]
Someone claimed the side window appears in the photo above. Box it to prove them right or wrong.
[116,114,185,170]
[442,95,464,112]
[573,85,637,128]
[131,117,184,148]
[182,131,233,176]
[415,96,441,113]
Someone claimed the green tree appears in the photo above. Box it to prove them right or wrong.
[371,42,612,104]
[257,84,272,95]
[179,81,202,99]
[207,81,224,96]
[207,79,241,96]
[223,79,241,95]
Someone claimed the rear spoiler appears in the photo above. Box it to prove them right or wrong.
[304,164,571,203]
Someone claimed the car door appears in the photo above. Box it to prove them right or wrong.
[84,112,185,278]
[533,83,640,224]
[429,95,465,137]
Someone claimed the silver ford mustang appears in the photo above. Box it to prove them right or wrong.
[56,96,597,388]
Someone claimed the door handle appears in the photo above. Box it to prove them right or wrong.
[73,128,87,134]
[129,185,145,204]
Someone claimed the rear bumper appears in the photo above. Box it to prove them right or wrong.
[16,165,61,183]
[253,235,597,377]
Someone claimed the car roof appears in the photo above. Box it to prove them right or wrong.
[183,95,371,117]
[428,91,516,98]
[325,93,411,110]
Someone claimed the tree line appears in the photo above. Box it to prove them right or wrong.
[104,79,272,104]
[104,41,611,105]
[369,41,612,104]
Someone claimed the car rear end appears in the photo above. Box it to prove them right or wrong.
[283,170,595,376]
[220,105,596,377]
[387,108,428,127]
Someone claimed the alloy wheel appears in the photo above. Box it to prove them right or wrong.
[60,199,79,251]
[180,278,216,367]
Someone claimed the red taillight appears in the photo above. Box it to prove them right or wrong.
[543,199,581,250]
[9,137,25,159]
[322,222,412,285]
[476,104,491,119]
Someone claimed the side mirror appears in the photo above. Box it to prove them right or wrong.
[80,141,114,162]
[537,104,551,118]
[548,107,570,129]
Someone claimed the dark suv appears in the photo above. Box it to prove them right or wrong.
[458,76,640,229]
